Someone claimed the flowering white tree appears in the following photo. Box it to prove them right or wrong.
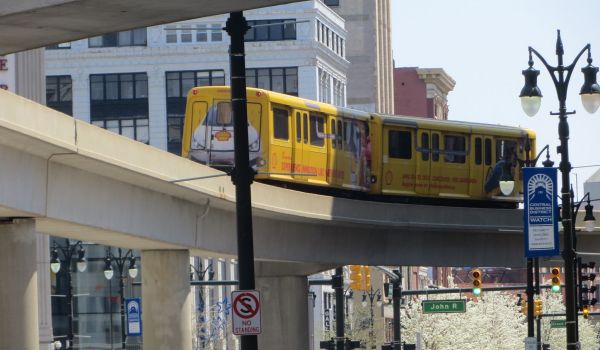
[401,289,600,350]
[539,292,600,349]
[402,291,526,350]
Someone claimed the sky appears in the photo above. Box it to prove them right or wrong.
[390,0,600,200]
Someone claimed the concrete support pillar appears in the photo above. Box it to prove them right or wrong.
[256,275,309,350]
[0,219,40,350]
[141,250,192,350]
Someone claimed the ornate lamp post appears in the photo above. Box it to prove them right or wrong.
[103,248,138,349]
[361,287,382,349]
[519,29,600,349]
[50,239,87,350]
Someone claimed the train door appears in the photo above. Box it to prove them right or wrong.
[428,131,442,197]
[469,135,485,198]
[292,111,305,181]
[270,106,292,175]
[306,112,327,184]
[328,116,341,185]
[416,129,431,195]
[381,125,416,195]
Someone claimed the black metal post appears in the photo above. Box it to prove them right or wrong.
[224,11,257,350]
[392,269,402,350]
[333,268,344,350]
[525,30,595,349]
[527,258,535,337]
[66,261,74,350]
[534,258,541,350]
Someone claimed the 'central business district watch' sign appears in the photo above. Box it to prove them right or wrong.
[523,167,559,258]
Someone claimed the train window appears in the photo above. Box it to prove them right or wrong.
[421,133,429,161]
[296,112,302,142]
[216,102,232,126]
[336,120,343,149]
[432,134,439,161]
[444,135,466,163]
[485,139,492,165]
[389,130,412,159]
[475,138,482,165]
[303,114,308,143]
[309,114,325,147]
[330,120,336,148]
[273,108,289,140]
[496,139,517,162]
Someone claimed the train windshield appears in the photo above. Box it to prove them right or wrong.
[203,102,233,127]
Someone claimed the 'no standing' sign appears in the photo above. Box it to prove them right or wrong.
[232,290,261,335]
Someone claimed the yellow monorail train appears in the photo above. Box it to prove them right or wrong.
[182,86,535,207]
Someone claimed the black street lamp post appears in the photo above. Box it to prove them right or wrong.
[224,11,258,350]
[103,248,138,350]
[520,29,600,349]
[50,238,87,350]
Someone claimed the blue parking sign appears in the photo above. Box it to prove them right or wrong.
[126,298,142,336]
[523,167,560,257]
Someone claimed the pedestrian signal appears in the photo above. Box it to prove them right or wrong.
[471,269,482,295]
[349,265,363,291]
[551,267,561,293]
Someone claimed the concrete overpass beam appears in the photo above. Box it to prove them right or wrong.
[256,274,309,350]
[0,219,40,350]
[141,250,192,350]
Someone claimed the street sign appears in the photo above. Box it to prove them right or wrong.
[125,298,142,336]
[421,299,466,313]
[550,319,566,328]
[524,337,537,350]
[523,167,559,258]
[232,290,261,335]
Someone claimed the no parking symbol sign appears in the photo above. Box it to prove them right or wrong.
[232,290,261,335]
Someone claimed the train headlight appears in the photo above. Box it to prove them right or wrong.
[257,158,267,167]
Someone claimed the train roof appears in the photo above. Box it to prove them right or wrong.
[377,113,534,137]
[190,86,534,137]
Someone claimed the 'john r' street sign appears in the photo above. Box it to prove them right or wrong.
[523,167,559,258]
[422,300,466,314]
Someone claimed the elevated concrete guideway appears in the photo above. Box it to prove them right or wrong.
[0,0,301,55]
[0,88,550,268]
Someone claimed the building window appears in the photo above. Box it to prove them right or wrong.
[164,23,223,44]
[165,70,226,154]
[90,73,149,143]
[323,0,340,6]
[245,20,296,42]
[91,118,149,144]
[318,68,332,104]
[246,68,298,96]
[89,28,147,48]
[46,42,71,50]
[46,75,73,116]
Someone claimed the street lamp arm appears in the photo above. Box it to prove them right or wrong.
[374,266,400,282]
[529,46,560,87]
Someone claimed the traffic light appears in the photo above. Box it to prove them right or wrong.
[550,267,561,293]
[349,265,363,291]
[363,266,371,291]
[534,299,542,317]
[520,300,528,315]
[583,305,590,319]
[471,269,482,295]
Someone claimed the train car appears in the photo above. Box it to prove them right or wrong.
[182,86,535,207]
